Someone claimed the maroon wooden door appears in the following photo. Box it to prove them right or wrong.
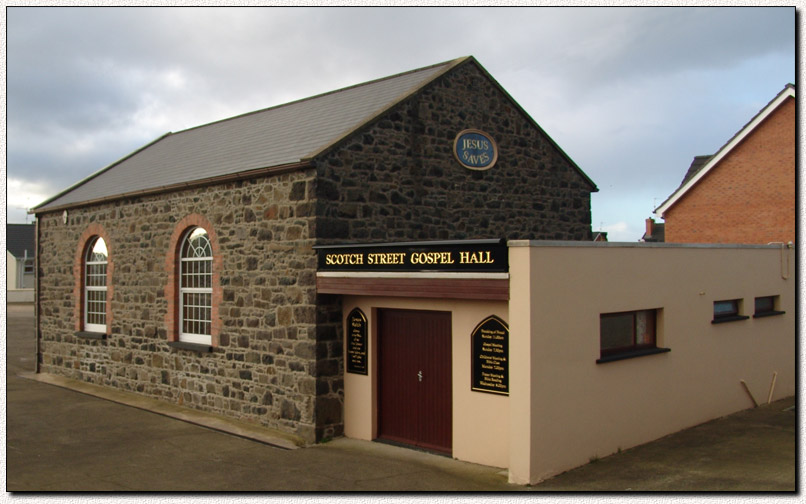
[378,309,452,454]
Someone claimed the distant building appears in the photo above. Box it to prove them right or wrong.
[655,84,795,244]
[591,231,608,242]
[641,218,665,242]
[7,223,36,303]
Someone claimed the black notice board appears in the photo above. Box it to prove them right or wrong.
[471,315,509,395]
[346,308,368,375]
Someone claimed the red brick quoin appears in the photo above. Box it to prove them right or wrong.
[164,214,223,345]
[73,223,114,333]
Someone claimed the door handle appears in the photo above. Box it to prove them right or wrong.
[417,370,423,382]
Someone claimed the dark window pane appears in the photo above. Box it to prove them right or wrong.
[600,313,634,351]
[714,300,738,318]
[755,296,774,314]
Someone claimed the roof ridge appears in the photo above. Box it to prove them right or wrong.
[655,84,794,216]
[31,57,472,213]
[174,57,471,136]
[299,56,472,161]
[462,57,598,191]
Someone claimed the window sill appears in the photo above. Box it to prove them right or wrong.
[167,341,213,353]
[753,310,786,319]
[597,347,670,364]
[75,331,107,340]
[711,315,750,324]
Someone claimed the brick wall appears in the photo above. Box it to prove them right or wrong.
[664,98,795,244]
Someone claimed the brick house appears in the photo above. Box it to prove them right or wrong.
[31,57,597,445]
[655,84,795,244]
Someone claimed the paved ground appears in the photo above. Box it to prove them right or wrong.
[5,304,797,492]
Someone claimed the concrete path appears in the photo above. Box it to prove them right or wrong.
[5,304,796,492]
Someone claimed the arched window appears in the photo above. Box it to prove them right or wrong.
[179,227,213,344]
[84,236,108,333]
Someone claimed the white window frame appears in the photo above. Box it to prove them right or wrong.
[84,237,108,333]
[179,227,213,345]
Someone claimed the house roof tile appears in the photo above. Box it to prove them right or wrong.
[7,223,36,259]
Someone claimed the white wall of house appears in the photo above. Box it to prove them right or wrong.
[330,241,795,486]
[7,250,35,303]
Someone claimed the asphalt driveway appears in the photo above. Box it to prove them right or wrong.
[5,304,796,492]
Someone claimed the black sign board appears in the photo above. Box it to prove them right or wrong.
[346,308,368,375]
[315,239,508,273]
[471,315,509,395]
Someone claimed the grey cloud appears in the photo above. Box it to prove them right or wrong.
[6,7,795,236]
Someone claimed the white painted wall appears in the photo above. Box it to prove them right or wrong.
[508,242,795,484]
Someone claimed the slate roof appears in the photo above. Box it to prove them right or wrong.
[641,222,665,242]
[680,155,713,186]
[7,224,36,259]
[33,56,596,213]
[33,58,466,212]
[655,83,795,217]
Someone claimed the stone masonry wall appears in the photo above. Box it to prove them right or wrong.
[36,168,338,443]
[308,61,596,443]
[314,60,595,243]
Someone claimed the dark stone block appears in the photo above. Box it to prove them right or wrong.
[369,191,388,204]
[316,358,340,377]
[315,397,343,425]
[289,181,306,201]
[317,218,349,239]
[281,400,300,421]
[317,179,339,201]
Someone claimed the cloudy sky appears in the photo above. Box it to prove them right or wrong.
[5,6,796,241]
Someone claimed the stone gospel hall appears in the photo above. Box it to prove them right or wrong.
[31,57,597,445]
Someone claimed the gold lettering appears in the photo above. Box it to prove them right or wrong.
[367,252,406,265]
[409,252,456,265]
[326,253,364,265]
[459,250,495,264]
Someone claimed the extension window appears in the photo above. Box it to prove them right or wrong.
[712,299,749,324]
[754,296,785,318]
[597,309,669,363]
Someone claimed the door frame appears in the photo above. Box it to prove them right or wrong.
[375,307,453,455]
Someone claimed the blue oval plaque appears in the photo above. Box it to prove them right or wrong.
[453,129,498,170]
